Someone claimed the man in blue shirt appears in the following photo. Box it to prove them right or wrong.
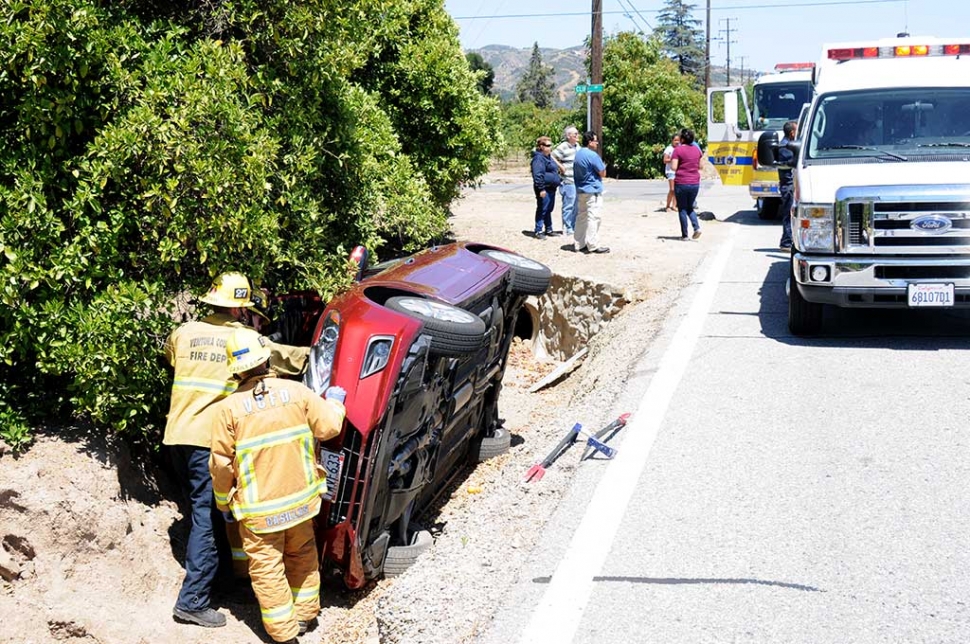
[572,131,609,254]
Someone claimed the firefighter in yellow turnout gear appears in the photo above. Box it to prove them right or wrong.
[165,272,309,629]
[210,328,345,643]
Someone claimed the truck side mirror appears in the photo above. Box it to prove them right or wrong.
[756,130,780,167]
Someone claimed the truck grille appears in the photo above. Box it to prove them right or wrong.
[839,190,970,254]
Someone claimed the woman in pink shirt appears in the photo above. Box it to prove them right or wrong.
[670,128,703,241]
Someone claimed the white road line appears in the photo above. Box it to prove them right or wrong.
[517,226,739,644]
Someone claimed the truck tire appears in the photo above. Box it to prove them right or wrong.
[758,197,780,220]
[386,296,486,356]
[788,259,823,336]
[478,249,552,296]
[384,529,433,577]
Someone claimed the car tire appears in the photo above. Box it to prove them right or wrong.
[788,258,823,335]
[478,249,552,296]
[384,529,433,578]
[758,197,780,220]
[385,296,486,356]
[475,426,511,462]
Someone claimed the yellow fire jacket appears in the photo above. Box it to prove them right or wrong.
[163,313,310,448]
[209,373,345,534]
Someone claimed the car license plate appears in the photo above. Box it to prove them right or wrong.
[318,448,345,502]
[907,283,954,307]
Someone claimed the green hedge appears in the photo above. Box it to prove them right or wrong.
[0,0,497,451]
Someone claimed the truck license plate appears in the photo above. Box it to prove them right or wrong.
[907,283,954,307]
[318,448,344,502]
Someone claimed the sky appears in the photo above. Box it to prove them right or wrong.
[444,0,970,78]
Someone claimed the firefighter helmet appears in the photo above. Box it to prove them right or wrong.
[200,272,254,309]
[249,288,271,322]
[225,328,272,375]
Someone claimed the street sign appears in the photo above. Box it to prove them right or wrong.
[588,84,604,93]
[574,84,587,94]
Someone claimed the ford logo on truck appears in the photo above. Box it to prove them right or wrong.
[911,214,952,234]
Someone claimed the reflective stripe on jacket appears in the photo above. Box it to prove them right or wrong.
[163,313,311,448]
[209,374,345,534]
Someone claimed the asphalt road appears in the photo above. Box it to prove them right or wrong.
[481,187,970,644]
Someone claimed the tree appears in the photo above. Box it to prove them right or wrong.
[653,0,706,85]
[515,42,555,109]
[595,32,706,178]
[0,0,499,451]
[496,102,573,159]
[465,52,495,95]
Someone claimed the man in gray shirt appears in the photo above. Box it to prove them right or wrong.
[552,126,580,235]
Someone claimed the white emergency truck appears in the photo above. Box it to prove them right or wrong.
[780,36,970,335]
[748,64,814,218]
[706,63,813,218]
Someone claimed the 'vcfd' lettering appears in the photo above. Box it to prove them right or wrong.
[242,388,291,414]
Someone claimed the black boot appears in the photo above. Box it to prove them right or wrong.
[172,606,227,628]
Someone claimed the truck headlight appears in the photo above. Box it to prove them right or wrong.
[304,310,340,395]
[795,204,834,252]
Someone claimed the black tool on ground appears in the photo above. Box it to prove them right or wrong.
[524,413,631,483]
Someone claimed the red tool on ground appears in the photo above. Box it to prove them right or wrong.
[523,413,631,483]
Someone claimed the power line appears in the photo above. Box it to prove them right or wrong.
[616,0,647,33]
[451,0,904,20]
[714,0,901,8]
[619,0,654,31]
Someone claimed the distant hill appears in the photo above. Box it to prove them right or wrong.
[473,44,587,108]
[468,44,760,107]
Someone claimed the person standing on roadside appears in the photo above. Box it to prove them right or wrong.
[210,328,346,644]
[776,120,798,250]
[552,126,580,235]
[164,272,308,629]
[531,136,561,240]
[670,128,704,241]
[662,132,681,212]
[573,131,609,254]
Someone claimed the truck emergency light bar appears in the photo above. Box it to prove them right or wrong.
[774,62,815,71]
[828,44,970,60]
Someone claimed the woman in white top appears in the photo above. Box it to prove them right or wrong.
[662,132,681,212]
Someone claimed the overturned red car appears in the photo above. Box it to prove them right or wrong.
[269,242,550,588]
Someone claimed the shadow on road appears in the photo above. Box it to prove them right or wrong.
[754,247,970,350]
[724,207,780,226]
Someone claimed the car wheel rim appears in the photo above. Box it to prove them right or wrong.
[398,298,479,324]
[484,250,544,271]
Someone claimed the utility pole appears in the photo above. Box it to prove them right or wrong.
[591,0,603,144]
[719,17,738,85]
[705,0,711,90]
[738,55,748,86]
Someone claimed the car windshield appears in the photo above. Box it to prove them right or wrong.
[806,87,970,161]
[753,81,813,131]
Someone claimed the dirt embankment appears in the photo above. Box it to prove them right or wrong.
[0,165,725,644]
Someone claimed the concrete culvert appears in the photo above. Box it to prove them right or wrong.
[531,273,629,362]
[513,299,538,344]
